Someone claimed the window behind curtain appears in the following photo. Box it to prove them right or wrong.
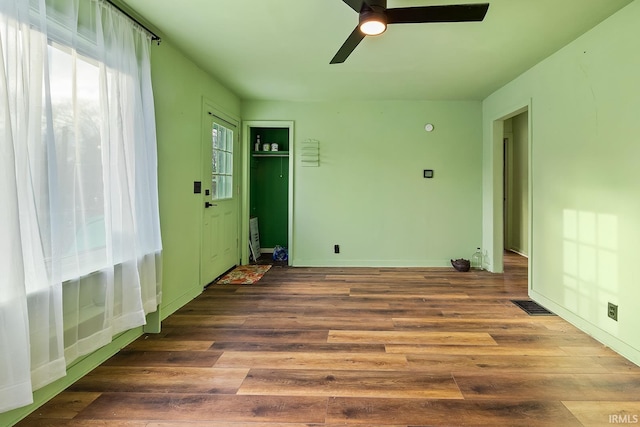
[0,0,162,413]
[47,43,109,284]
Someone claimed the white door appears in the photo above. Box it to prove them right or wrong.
[201,113,239,285]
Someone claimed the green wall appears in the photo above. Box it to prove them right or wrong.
[242,100,483,267]
[482,0,640,364]
[249,128,290,250]
[153,40,240,317]
[1,38,241,426]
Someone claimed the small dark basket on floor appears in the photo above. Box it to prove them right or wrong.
[451,258,470,272]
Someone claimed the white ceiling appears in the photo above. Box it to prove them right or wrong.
[121,0,633,101]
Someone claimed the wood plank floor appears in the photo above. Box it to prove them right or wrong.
[17,253,640,426]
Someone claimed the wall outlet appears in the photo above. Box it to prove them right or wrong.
[334,244,340,254]
[608,302,618,321]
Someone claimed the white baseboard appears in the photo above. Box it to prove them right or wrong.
[530,290,640,367]
[506,248,528,258]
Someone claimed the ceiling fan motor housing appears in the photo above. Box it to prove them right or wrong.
[359,7,387,33]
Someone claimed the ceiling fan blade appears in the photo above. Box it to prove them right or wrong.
[342,0,365,13]
[330,26,366,64]
[386,3,489,24]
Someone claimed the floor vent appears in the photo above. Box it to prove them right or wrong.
[511,300,556,316]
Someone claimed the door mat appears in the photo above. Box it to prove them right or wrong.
[511,300,556,316]
[216,264,272,285]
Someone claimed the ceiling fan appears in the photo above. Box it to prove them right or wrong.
[330,0,490,64]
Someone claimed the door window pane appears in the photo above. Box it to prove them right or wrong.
[211,122,233,200]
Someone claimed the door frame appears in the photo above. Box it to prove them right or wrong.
[502,134,511,250]
[488,100,532,289]
[200,97,241,285]
[240,120,294,266]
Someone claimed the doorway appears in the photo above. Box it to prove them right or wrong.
[490,103,531,284]
[241,121,294,265]
[200,109,240,286]
[503,112,529,257]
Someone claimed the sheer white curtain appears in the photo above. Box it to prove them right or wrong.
[0,0,162,413]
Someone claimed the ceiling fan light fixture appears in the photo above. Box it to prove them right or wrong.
[359,10,387,36]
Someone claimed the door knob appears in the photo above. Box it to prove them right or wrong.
[205,201,217,208]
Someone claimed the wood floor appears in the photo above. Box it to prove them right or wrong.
[17,253,640,426]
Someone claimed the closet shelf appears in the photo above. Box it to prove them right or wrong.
[252,151,289,158]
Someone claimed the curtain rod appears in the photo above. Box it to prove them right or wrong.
[105,0,161,44]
